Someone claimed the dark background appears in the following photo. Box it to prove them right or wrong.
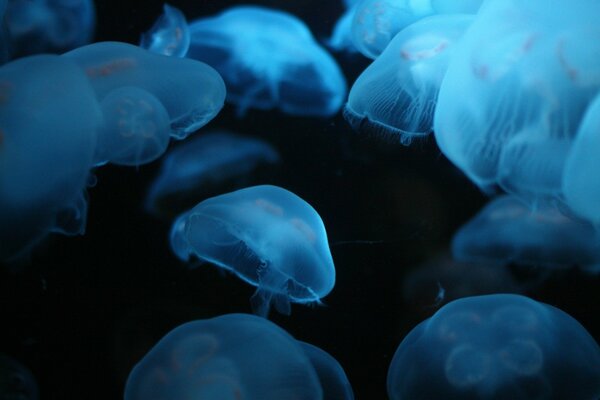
[1,1,598,398]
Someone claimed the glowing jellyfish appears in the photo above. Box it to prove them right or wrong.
[387,294,600,399]
[170,185,336,317]
[5,0,95,57]
[0,54,101,260]
[124,314,323,400]
[186,6,346,117]
[298,342,355,400]
[0,354,39,400]
[451,195,600,271]
[434,0,600,198]
[344,14,473,144]
[146,131,280,219]
[327,2,359,54]
[140,4,190,58]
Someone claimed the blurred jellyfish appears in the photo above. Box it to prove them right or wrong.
[434,0,600,200]
[0,354,39,400]
[345,14,473,144]
[187,6,346,117]
[146,131,281,219]
[298,342,355,400]
[5,0,95,57]
[452,195,600,272]
[0,54,101,261]
[124,313,323,400]
[170,185,336,317]
[387,294,600,399]
[327,2,359,54]
[140,4,189,58]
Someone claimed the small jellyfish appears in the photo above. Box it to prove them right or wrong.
[298,342,355,400]
[344,14,473,144]
[387,294,600,399]
[64,41,226,139]
[170,185,336,317]
[451,195,600,271]
[140,4,190,58]
[186,6,346,117]
[0,354,39,400]
[124,313,323,400]
[145,131,280,219]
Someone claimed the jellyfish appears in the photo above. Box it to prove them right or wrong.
[327,1,360,54]
[146,131,280,219]
[140,4,189,58]
[124,313,323,400]
[344,14,473,144]
[186,6,346,117]
[434,0,600,199]
[170,185,336,317]
[0,354,39,400]
[298,342,355,400]
[451,195,600,272]
[387,294,600,399]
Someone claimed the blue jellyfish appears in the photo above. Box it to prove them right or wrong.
[451,195,600,272]
[0,54,101,260]
[344,14,473,144]
[298,342,355,400]
[145,131,280,219]
[327,2,360,54]
[5,0,95,57]
[563,92,600,225]
[124,313,323,400]
[140,4,190,58]
[387,294,600,399]
[434,0,600,199]
[170,185,336,316]
[186,6,346,117]
[0,354,39,400]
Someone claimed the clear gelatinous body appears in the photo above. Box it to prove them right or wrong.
[140,4,189,58]
[299,341,355,400]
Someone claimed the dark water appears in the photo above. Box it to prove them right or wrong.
[0,1,598,398]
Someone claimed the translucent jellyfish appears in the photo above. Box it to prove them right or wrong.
[0,54,101,260]
[140,4,190,58]
[145,131,280,219]
[563,92,600,224]
[327,3,360,54]
[387,294,600,399]
[64,41,226,140]
[344,14,473,144]
[298,342,355,400]
[451,195,600,271]
[170,185,336,316]
[187,6,346,117]
[124,314,323,400]
[434,0,600,198]
[5,0,95,57]
[350,0,482,59]
[0,354,39,400]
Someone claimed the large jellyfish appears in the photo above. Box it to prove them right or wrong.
[298,342,355,400]
[186,6,346,117]
[344,14,473,144]
[170,185,336,317]
[124,314,323,400]
[451,195,600,272]
[140,4,190,58]
[145,131,280,219]
[434,0,600,200]
[387,294,600,399]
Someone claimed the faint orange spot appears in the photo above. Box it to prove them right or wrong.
[401,40,448,61]
[290,217,316,243]
[255,198,284,216]
[86,58,136,78]
[556,39,578,82]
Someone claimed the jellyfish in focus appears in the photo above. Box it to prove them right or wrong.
[344,14,473,144]
[140,4,189,58]
[146,131,280,219]
[124,313,323,400]
[0,354,39,400]
[170,185,336,317]
[298,341,355,400]
[186,6,346,117]
[452,195,600,272]
[387,294,600,399]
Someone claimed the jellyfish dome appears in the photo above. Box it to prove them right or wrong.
[140,4,190,58]
[124,313,323,400]
[186,6,346,117]
[170,185,336,316]
[387,294,600,399]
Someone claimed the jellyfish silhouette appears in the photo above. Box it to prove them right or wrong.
[140,4,189,58]
[387,294,600,399]
[0,354,39,400]
[186,6,346,117]
[170,185,335,317]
